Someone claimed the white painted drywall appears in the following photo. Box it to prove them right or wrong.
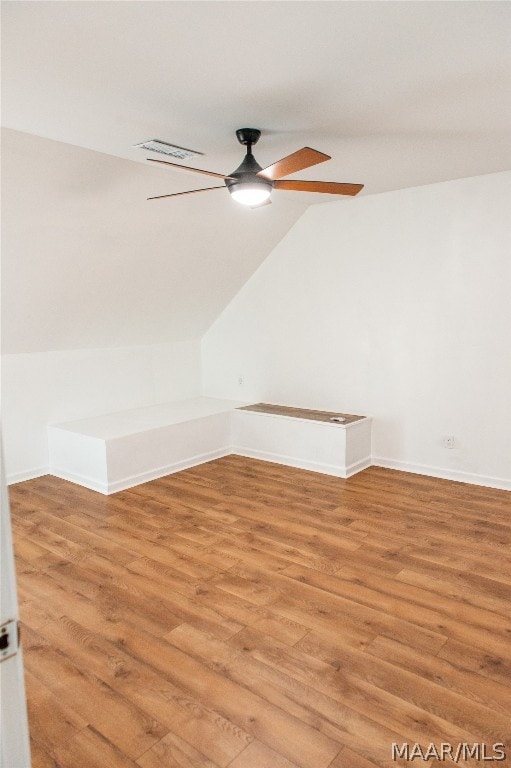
[202,172,511,488]
[1,128,305,354]
[2,341,201,481]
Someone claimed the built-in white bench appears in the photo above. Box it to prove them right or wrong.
[48,397,243,494]
[48,399,372,494]
[232,403,372,479]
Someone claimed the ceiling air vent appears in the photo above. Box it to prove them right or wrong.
[134,139,203,160]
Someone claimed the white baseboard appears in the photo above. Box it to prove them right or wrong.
[6,466,49,485]
[107,448,231,494]
[345,457,373,477]
[372,456,511,492]
[51,448,231,496]
[51,447,231,495]
[48,448,369,492]
[9,454,509,494]
[233,446,353,478]
[49,467,109,494]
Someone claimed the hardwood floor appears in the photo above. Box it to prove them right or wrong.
[9,457,511,768]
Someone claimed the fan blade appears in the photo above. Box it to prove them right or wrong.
[250,199,272,209]
[147,186,225,200]
[257,147,330,181]
[273,180,364,196]
[147,157,235,180]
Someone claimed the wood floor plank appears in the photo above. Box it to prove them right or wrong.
[125,626,341,768]
[437,637,511,688]
[34,616,252,767]
[360,542,511,615]
[21,560,184,639]
[52,725,142,768]
[225,509,367,554]
[52,554,241,640]
[334,485,511,537]
[202,536,295,573]
[12,536,55,565]
[9,459,511,768]
[228,739,302,768]
[19,507,138,564]
[365,635,511,717]
[293,630,511,743]
[248,610,310,645]
[23,628,168,760]
[335,563,511,633]
[281,563,510,656]
[329,747,381,768]
[395,566,511,617]
[164,623,409,767]
[24,668,88,757]
[127,556,261,627]
[348,515,511,568]
[227,626,483,746]
[210,524,345,574]
[137,731,222,768]
[18,597,54,631]
[224,563,446,653]
[29,738,58,768]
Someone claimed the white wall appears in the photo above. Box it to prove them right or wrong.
[2,341,201,482]
[202,172,511,489]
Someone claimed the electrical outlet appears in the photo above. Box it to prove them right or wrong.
[238,376,244,386]
[443,436,455,449]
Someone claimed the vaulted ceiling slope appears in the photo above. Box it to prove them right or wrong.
[2,2,510,353]
[1,128,305,353]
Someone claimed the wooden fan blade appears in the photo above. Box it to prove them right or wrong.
[147,186,225,200]
[257,147,330,181]
[147,157,235,180]
[273,180,364,196]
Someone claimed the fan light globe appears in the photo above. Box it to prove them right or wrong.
[230,185,271,206]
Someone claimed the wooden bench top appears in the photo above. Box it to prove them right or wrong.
[237,403,365,425]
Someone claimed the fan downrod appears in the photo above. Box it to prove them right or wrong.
[236,128,261,148]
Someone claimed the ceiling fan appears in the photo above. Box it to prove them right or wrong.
[146,129,364,208]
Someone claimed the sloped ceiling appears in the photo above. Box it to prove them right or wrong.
[2,1,510,353]
[1,128,305,353]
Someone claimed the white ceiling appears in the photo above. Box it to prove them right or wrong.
[2,1,510,353]
[3,1,510,193]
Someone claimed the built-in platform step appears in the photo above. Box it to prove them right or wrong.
[48,397,243,494]
[233,403,371,479]
[47,398,372,495]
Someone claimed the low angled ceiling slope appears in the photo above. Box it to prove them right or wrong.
[1,128,305,353]
[2,1,510,353]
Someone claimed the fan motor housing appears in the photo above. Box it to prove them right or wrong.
[224,151,273,196]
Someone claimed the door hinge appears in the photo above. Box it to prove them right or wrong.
[0,619,20,663]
